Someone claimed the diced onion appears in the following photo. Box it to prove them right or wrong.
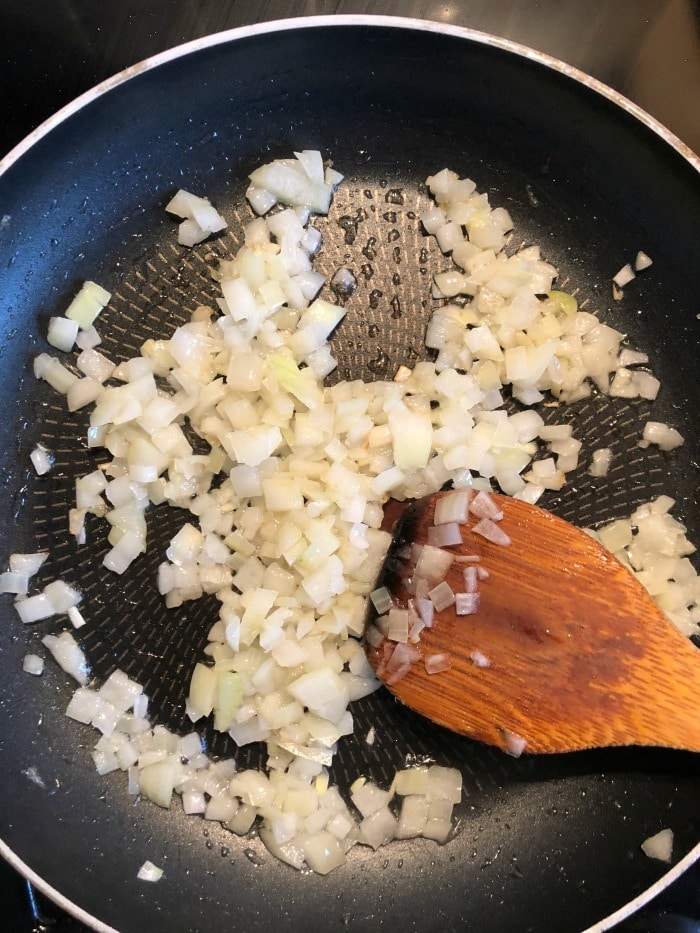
[639,421,684,451]
[137,860,164,882]
[425,653,451,674]
[503,730,527,758]
[22,654,45,676]
[470,650,491,668]
[634,251,653,272]
[30,445,54,476]
[613,264,635,287]
[41,631,89,685]
[641,828,673,863]
[588,448,613,477]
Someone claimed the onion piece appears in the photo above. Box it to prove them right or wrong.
[470,649,491,668]
[41,631,89,685]
[472,518,511,547]
[588,448,613,477]
[137,860,164,882]
[639,421,684,451]
[503,730,527,758]
[613,264,635,287]
[425,653,451,674]
[428,581,455,612]
[634,251,653,272]
[427,522,463,547]
[455,592,480,616]
[9,552,48,576]
[641,828,673,863]
[30,445,54,476]
[22,654,45,676]
[0,572,29,595]
[469,491,503,521]
[65,281,111,328]
[47,316,80,352]
[433,490,471,525]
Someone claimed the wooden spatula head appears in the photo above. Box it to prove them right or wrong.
[366,492,700,755]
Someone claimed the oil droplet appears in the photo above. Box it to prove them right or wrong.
[363,189,374,199]
[385,188,405,205]
[331,267,358,297]
[525,184,539,207]
[362,237,377,261]
[354,149,372,165]
[387,229,400,243]
[367,351,390,374]
[368,323,380,338]
[221,846,229,857]
[361,263,374,280]
[338,215,358,246]
[390,296,402,319]
[392,272,400,287]
[243,847,264,866]
[392,246,402,264]
[205,840,214,849]
[419,247,429,264]
[383,211,397,223]
[369,289,383,310]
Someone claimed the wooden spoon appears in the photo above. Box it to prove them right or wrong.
[365,491,700,755]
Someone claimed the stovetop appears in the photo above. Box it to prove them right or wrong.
[1,2,698,930]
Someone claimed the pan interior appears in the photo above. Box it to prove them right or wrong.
[0,21,698,933]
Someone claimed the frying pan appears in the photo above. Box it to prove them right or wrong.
[0,16,698,933]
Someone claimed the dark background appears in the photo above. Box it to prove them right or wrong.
[1,2,699,931]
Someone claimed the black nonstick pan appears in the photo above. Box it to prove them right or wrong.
[0,17,698,933]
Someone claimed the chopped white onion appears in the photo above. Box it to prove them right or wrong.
[588,448,613,477]
[30,445,54,476]
[455,592,480,616]
[639,421,684,451]
[472,518,511,547]
[65,281,111,328]
[41,631,89,685]
[47,316,80,352]
[613,264,635,287]
[9,552,47,576]
[137,860,164,882]
[641,828,673,863]
[22,654,45,676]
[634,251,653,272]
[425,653,451,674]
[470,649,491,668]
[503,730,527,758]
[428,581,456,612]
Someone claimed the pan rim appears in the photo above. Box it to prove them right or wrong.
[0,14,698,177]
[1,13,698,933]
[0,839,116,933]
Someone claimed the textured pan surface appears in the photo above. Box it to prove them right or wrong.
[0,21,698,933]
